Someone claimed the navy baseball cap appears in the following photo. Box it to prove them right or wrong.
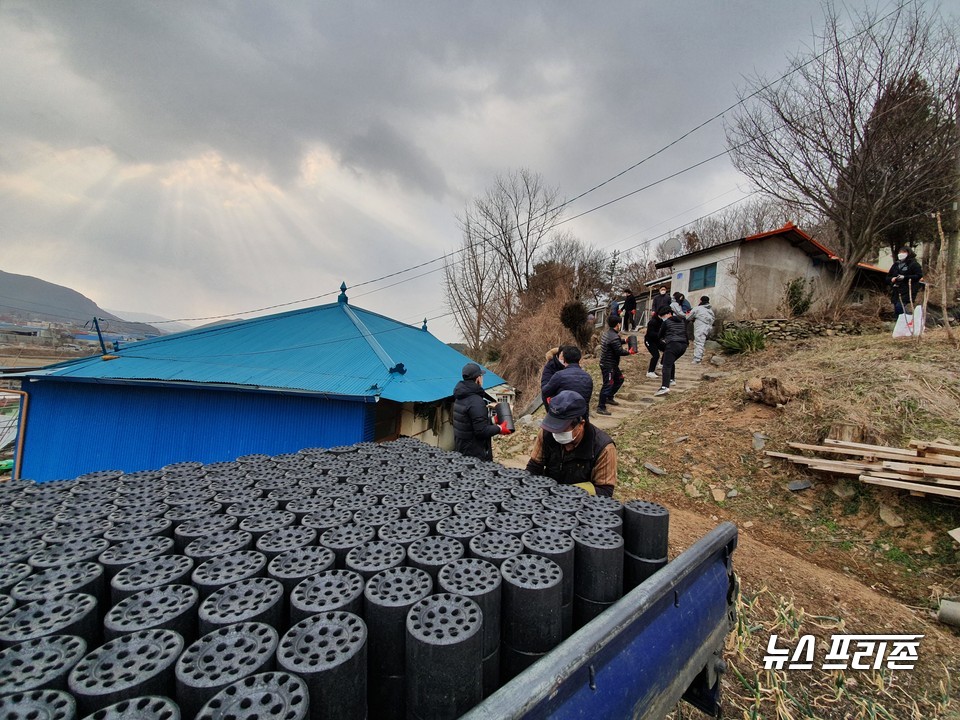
[462,363,484,380]
[541,390,587,432]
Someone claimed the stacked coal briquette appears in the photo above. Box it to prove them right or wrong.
[0,437,670,720]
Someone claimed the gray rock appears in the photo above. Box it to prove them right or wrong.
[643,462,667,476]
[787,479,812,492]
[710,355,727,366]
[879,505,905,528]
[832,481,857,500]
[685,483,703,498]
[726,489,739,499]
[673,435,690,444]
[518,414,535,427]
[702,372,730,381]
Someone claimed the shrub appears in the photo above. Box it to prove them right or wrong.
[560,300,592,349]
[783,277,814,317]
[717,328,767,354]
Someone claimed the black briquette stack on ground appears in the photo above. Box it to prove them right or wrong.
[0,437,671,720]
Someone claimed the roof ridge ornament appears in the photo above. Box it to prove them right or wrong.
[338,281,348,304]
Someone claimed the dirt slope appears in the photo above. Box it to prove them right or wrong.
[495,330,960,719]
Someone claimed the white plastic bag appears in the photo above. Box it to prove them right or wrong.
[892,305,924,338]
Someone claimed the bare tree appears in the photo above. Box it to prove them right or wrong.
[446,169,567,354]
[443,213,506,358]
[725,3,960,312]
[467,168,564,303]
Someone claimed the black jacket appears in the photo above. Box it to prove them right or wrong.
[651,292,671,314]
[622,293,637,314]
[541,364,594,407]
[644,315,663,349]
[452,380,500,460]
[659,315,688,346]
[887,257,923,303]
[528,423,614,487]
[599,329,629,369]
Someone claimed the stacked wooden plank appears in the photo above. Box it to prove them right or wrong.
[766,438,960,499]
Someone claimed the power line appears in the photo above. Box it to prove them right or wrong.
[50,0,918,329]
[115,194,757,360]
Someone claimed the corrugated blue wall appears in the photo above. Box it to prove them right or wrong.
[18,381,375,481]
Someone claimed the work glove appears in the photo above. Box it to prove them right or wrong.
[498,421,513,435]
[628,347,637,354]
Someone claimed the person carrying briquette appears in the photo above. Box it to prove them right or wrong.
[651,285,672,316]
[541,345,593,410]
[654,306,688,396]
[621,288,638,332]
[453,363,512,460]
[643,310,663,379]
[670,291,692,316]
[597,315,635,415]
[887,246,923,317]
[687,295,715,364]
[526,390,618,498]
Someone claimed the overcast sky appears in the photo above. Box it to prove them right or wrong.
[2,1,956,341]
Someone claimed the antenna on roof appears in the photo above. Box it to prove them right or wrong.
[338,282,348,305]
[421,318,428,331]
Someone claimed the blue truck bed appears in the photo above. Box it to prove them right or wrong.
[461,521,739,719]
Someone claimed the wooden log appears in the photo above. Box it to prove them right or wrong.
[909,439,960,457]
[880,461,960,480]
[788,442,922,463]
[822,439,917,456]
[859,474,960,499]
[765,451,879,471]
[864,470,960,487]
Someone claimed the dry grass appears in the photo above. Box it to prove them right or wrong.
[680,586,956,720]
[495,291,578,407]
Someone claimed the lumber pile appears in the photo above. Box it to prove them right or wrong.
[766,438,960,499]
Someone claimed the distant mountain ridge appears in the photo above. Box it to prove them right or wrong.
[103,309,195,335]
[0,269,162,336]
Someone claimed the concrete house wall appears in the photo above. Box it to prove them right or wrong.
[667,237,847,319]
[667,246,740,315]
[735,238,841,318]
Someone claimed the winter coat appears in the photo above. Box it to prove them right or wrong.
[540,350,565,393]
[659,315,689,346]
[599,328,630,369]
[452,380,500,460]
[538,423,614,487]
[541,364,594,407]
[644,314,663,350]
[651,292,671,314]
[887,257,924,304]
[688,303,715,331]
[622,293,637,314]
[670,299,692,316]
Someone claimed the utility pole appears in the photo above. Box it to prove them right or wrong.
[92,317,107,355]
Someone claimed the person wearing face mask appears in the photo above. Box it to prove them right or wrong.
[453,363,512,461]
[651,286,671,315]
[887,246,924,317]
[525,391,617,497]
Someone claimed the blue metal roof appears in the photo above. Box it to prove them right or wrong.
[23,300,506,403]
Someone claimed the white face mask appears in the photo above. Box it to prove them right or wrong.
[897,253,908,261]
[659,290,666,294]
[552,430,575,444]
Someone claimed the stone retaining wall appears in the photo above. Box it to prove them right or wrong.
[722,318,863,341]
